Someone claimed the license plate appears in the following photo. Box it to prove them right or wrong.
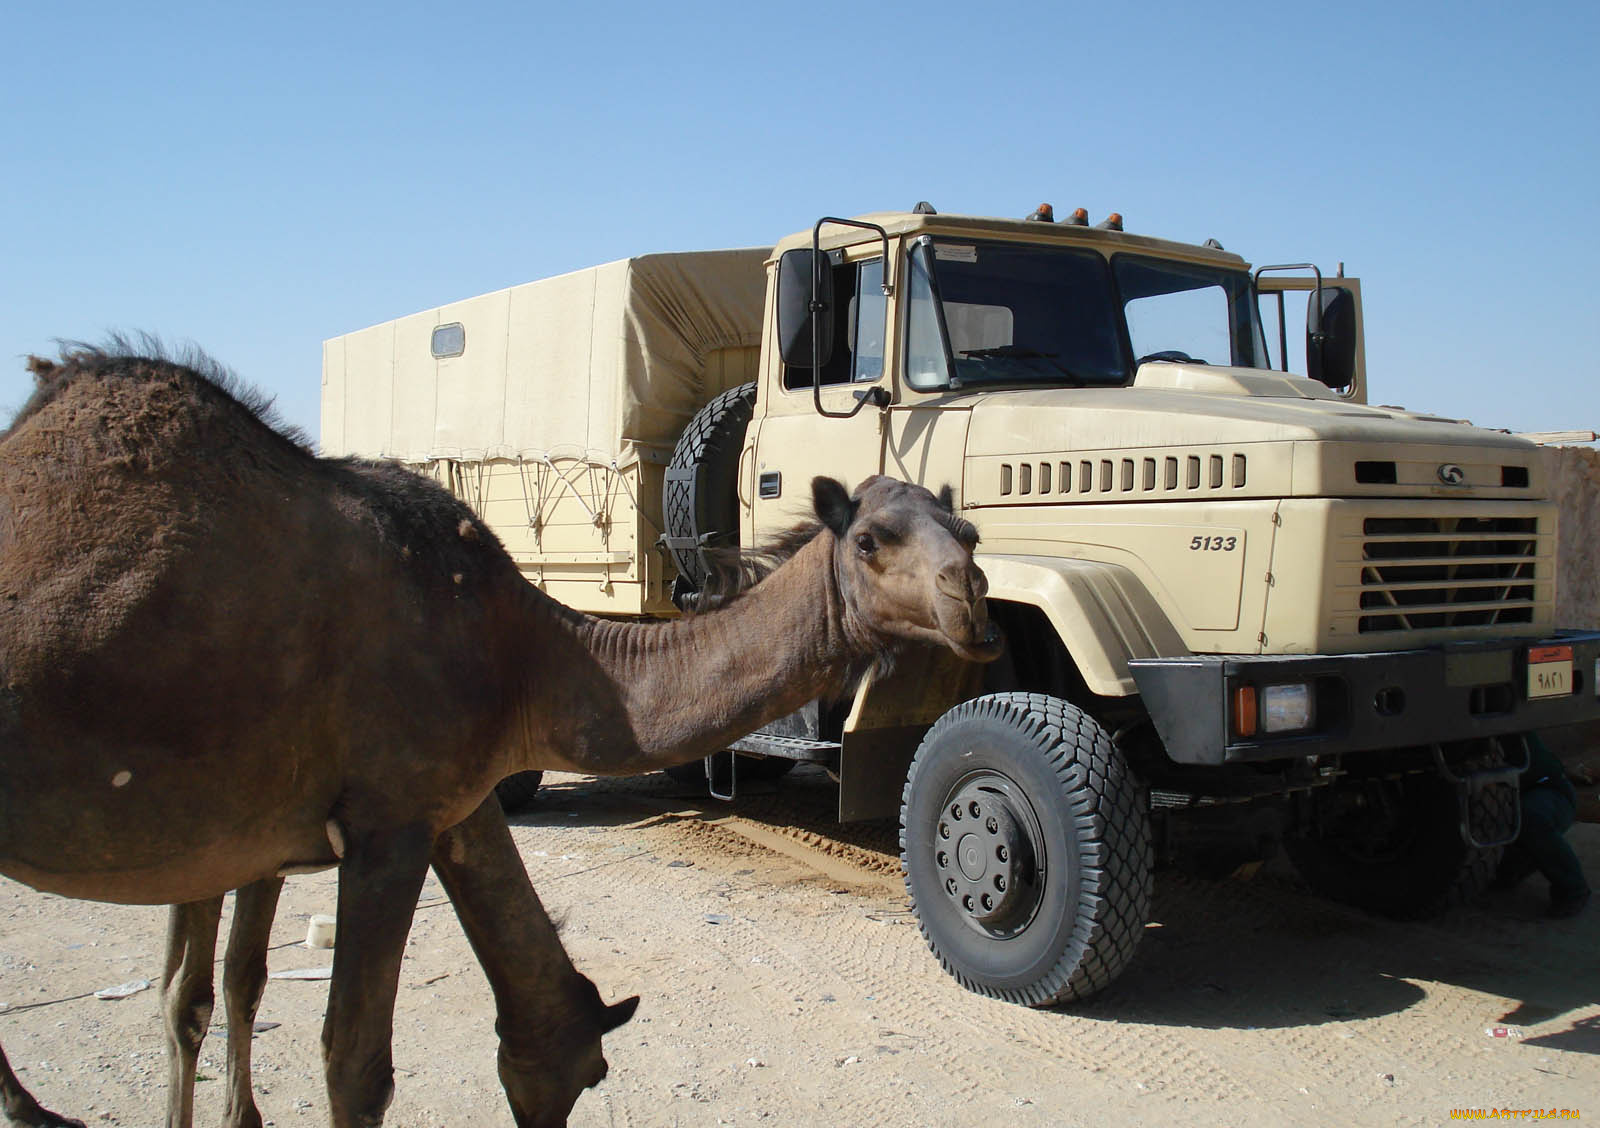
[1527,644,1573,699]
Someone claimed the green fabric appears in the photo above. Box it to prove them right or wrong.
[1507,734,1587,900]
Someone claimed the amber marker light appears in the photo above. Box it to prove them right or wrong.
[1232,685,1258,739]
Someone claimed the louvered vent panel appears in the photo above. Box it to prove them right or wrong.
[996,452,1250,498]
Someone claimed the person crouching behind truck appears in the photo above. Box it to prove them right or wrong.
[1494,733,1591,918]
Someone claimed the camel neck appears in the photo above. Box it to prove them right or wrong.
[518,532,868,776]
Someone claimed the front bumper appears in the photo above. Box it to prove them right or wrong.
[1129,630,1600,765]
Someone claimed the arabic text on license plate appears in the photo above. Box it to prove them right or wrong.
[1527,645,1573,699]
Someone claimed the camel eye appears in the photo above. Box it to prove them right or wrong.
[855,532,877,556]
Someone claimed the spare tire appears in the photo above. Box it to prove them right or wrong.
[663,382,756,594]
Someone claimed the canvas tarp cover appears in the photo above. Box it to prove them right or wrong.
[321,248,769,462]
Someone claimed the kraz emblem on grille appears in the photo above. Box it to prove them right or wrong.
[1437,463,1468,486]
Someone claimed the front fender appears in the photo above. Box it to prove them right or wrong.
[977,554,1186,697]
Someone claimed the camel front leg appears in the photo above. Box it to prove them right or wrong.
[431,797,637,1128]
[162,896,224,1128]
[0,1043,85,1128]
[321,824,433,1128]
[221,878,284,1128]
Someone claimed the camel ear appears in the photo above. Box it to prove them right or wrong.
[812,477,856,537]
[936,483,955,511]
[604,995,640,1032]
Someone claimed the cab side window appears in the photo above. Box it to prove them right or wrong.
[784,258,886,389]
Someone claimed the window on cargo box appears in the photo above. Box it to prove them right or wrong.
[431,323,465,359]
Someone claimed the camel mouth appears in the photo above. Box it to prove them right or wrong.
[937,611,1004,663]
[955,618,1005,663]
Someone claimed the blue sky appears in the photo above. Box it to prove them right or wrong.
[3,1,1595,441]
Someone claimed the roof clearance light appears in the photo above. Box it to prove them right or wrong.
[1096,213,1124,231]
[1026,203,1055,222]
[1261,684,1314,734]
[1066,208,1089,226]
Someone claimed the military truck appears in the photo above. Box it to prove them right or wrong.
[321,203,1600,1006]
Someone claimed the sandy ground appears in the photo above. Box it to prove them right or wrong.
[2,766,1596,1128]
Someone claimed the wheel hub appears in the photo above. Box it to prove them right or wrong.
[933,778,1037,931]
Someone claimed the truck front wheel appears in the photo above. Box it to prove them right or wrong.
[900,693,1152,1006]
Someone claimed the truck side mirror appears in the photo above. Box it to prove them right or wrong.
[1306,286,1356,391]
[777,249,834,369]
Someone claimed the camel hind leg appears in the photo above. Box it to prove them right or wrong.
[320,822,433,1128]
[220,878,284,1128]
[162,896,224,1128]
[0,1042,85,1128]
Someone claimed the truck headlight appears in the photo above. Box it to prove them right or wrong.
[1232,682,1315,738]
[1260,683,1314,733]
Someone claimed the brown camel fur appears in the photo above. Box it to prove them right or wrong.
[0,344,1000,1128]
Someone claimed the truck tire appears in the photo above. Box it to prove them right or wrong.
[495,770,545,814]
[900,693,1152,1006]
[663,382,757,594]
[1284,758,1512,919]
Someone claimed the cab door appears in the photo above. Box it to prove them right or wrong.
[749,253,892,542]
[1256,272,1366,403]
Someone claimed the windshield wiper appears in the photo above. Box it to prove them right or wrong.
[959,346,1087,385]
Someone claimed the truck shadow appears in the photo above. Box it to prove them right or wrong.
[1067,862,1594,1046]
[520,770,1599,1047]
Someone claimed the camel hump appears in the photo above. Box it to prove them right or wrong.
[8,338,310,452]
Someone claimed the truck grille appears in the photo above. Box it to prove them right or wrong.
[1357,515,1538,633]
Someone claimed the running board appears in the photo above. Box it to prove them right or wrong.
[702,735,842,802]
[728,733,841,762]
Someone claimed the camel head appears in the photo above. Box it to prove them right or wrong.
[500,980,638,1127]
[813,475,1003,665]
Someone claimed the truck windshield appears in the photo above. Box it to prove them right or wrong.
[1113,255,1266,370]
[905,239,1126,390]
[903,239,1265,391]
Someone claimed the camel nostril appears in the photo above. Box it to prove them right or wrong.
[936,566,975,603]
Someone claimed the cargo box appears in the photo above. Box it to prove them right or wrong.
[321,248,768,614]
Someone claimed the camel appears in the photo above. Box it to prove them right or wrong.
[0,343,1001,1127]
